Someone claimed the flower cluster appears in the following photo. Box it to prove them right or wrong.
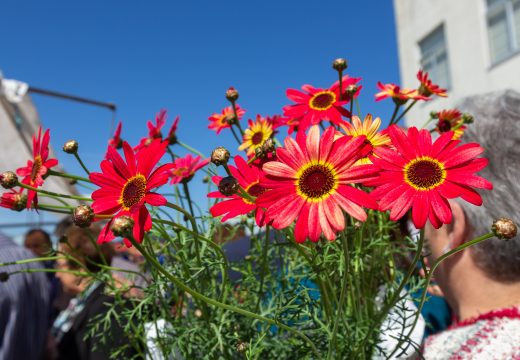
[0,65,492,246]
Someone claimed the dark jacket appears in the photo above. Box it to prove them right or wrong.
[57,285,141,360]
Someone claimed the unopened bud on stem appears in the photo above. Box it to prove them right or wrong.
[218,176,239,196]
[226,87,239,102]
[211,147,230,166]
[332,58,348,72]
[111,216,134,238]
[0,272,9,282]
[0,171,18,189]
[63,140,79,154]
[492,218,517,240]
[72,205,95,228]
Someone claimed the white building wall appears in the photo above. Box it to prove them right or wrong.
[394,0,520,127]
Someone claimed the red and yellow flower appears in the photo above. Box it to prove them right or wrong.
[169,154,209,184]
[257,126,379,243]
[209,155,268,226]
[417,70,448,98]
[238,115,273,156]
[208,105,246,134]
[0,188,27,212]
[434,109,465,139]
[283,80,350,132]
[16,127,58,208]
[369,126,492,229]
[339,114,392,165]
[90,139,173,246]
[134,109,168,151]
[375,82,424,103]
[108,121,123,150]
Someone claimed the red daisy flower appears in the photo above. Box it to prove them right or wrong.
[208,155,268,226]
[134,109,168,151]
[435,109,465,140]
[375,82,426,103]
[417,70,448,98]
[90,139,173,246]
[16,127,58,208]
[0,188,27,212]
[208,105,246,134]
[282,80,350,132]
[369,126,492,229]
[108,121,123,149]
[169,154,209,184]
[167,115,180,144]
[257,126,379,243]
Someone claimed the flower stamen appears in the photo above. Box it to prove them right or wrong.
[309,91,336,111]
[120,174,147,210]
[404,157,446,190]
[296,163,338,201]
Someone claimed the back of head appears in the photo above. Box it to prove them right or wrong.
[457,90,520,282]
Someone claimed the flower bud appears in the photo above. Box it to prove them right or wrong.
[225,87,239,102]
[225,113,237,125]
[261,138,275,154]
[202,175,210,184]
[236,341,248,353]
[218,176,239,196]
[462,113,474,124]
[0,272,9,282]
[110,216,135,238]
[63,140,79,154]
[345,84,359,97]
[211,147,230,166]
[429,111,439,119]
[332,58,348,72]
[72,205,95,228]
[11,193,28,212]
[0,171,18,189]
[492,218,517,240]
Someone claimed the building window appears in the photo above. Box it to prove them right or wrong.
[487,0,520,64]
[419,25,451,90]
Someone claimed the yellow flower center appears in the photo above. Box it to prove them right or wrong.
[309,91,336,111]
[120,174,147,210]
[404,157,446,191]
[296,162,338,202]
[31,155,43,183]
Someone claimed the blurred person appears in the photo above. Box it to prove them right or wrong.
[24,228,52,257]
[0,231,50,360]
[422,90,520,359]
[51,224,141,360]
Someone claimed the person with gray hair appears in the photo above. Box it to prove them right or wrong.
[422,90,520,359]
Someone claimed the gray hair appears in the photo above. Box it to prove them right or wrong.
[456,90,520,282]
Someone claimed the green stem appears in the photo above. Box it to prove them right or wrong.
[128,237,321,359]
[229,126,242,145]
[254,225,270,314]
[74,152,91,175]
[389,103,401,125]
[18,182,92,202]
[36,205,72,215]
[182,182,196,220]
[327,233,351,359]
[231,101,244,136]
[47,169,91,183]
[0,256,67,267]
[177,141,205,158]
[357,229,425,355]
[387,232,494,359]
[392,99,418,125]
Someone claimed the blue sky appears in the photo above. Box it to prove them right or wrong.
[1,1,401,240]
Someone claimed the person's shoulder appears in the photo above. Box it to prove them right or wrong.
[423,307,520,359]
